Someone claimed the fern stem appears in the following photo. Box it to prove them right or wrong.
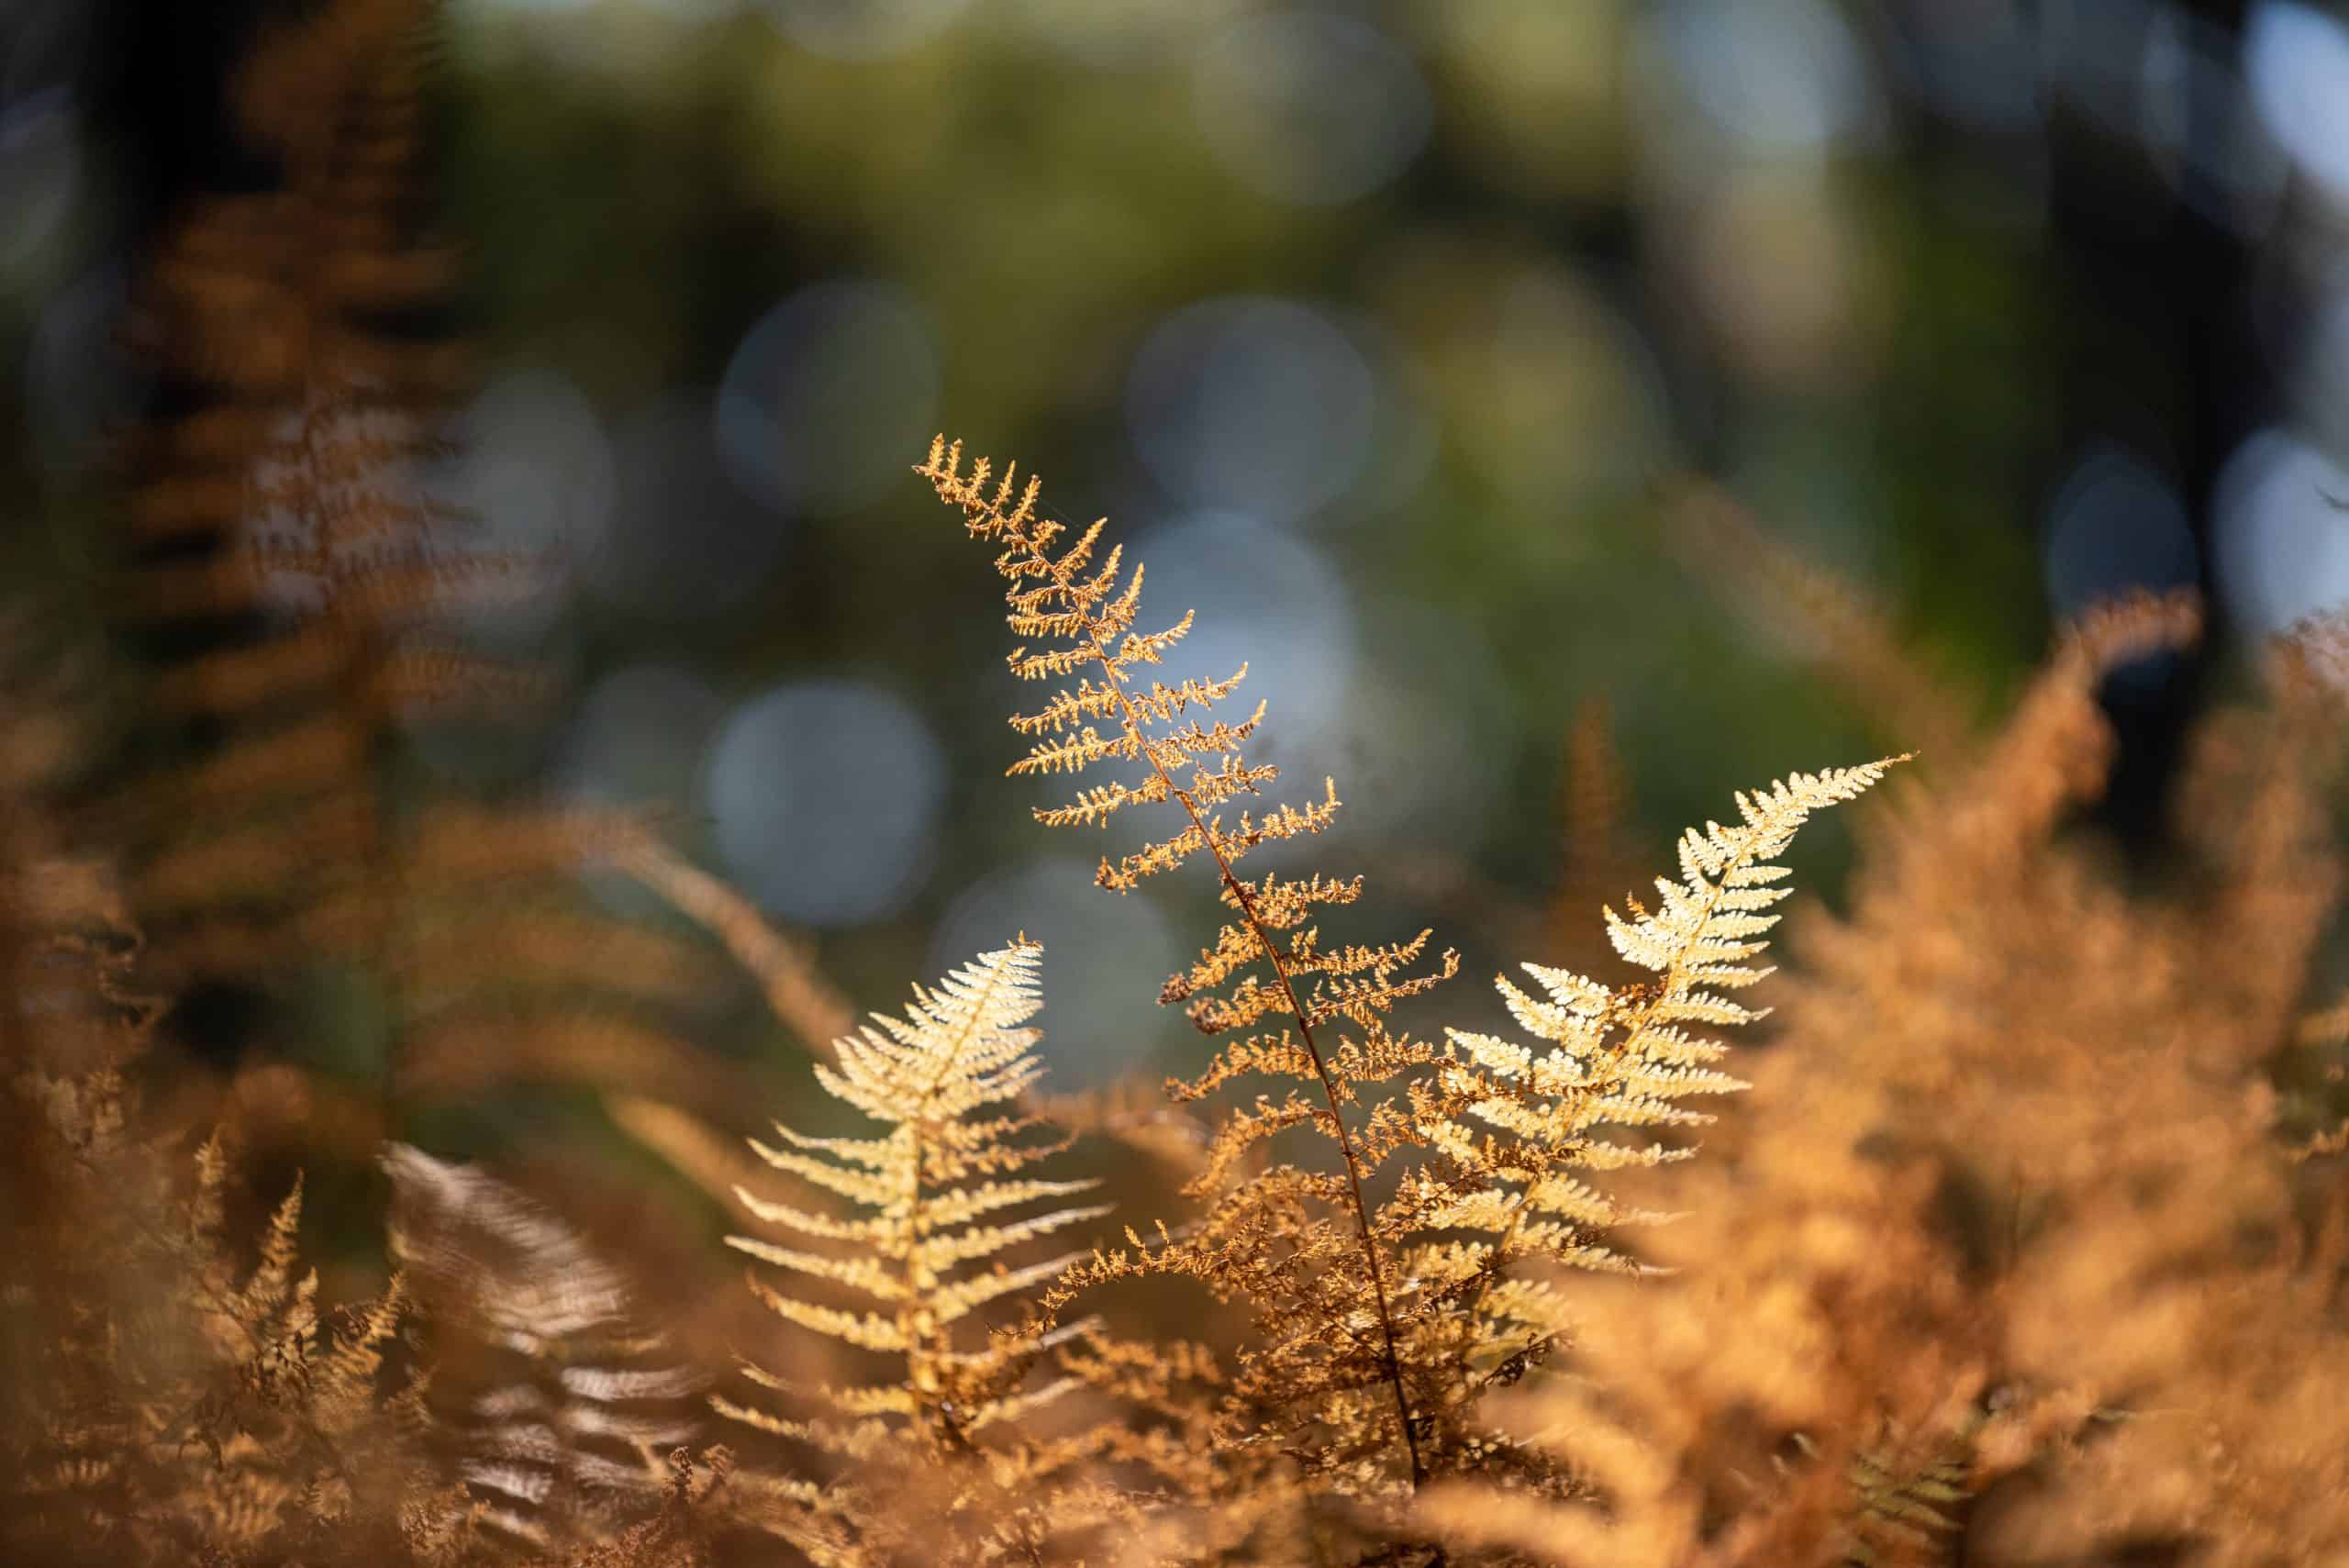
[1041,566,1431,1492]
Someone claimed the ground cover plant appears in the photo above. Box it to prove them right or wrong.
[6,3,2349,1565]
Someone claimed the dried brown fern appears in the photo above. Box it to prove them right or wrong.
[919,438,1891,1514]
[4,586,735,1567]
[98,0,744,1146]
[383,804,765,1124]
[1418,589,2349,1568]
[111,0,509,992]
[0,611,480,1563]
[919,436,1452,1490]
[1541,697,1646,973]
[4,1048,466,1564]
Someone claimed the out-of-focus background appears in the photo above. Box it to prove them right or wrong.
[3,0,2343,1151]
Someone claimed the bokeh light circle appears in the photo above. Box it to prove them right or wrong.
[716,278,941,517]
[1122,510,1355,781]
[929,857,1178,1088]
[557,663,725,809]
[2041,449,2199,617]
[1126,296,1378,524]
[2211,428,2349,637]
[2246,0,2349,203]
[1192,10,1431,206]
[437,368,614,638]
[1651,0,1874,154]
[704,680,945,928]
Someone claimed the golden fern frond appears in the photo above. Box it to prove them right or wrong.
[922,439,1893,1513]
[921,437,1452,1491]
[724,941,1102,1429]
[917,438,1345,895]
[1408,762,1898,1363]
[720,940,1158,1563]
[595,843,1235,1550]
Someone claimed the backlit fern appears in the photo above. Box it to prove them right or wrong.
[14,4,2347,1543]
[1396,760,1901,1428]
[2,962,458,1564]
[716,940,1141,1563]
[918,437,1891,1507]
[918,436,1453,1491]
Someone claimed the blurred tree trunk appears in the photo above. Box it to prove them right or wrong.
[2041,0,2254,844]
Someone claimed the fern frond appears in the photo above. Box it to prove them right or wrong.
[384,1145,702,1551]
[111,0,514,996]
[1408,760,1898,1385]
[924,442,1890,1513]
[723,941,1108,1448]
[716,941,1188,1562]
[922,437,1451,1492]
[100,0,743,1167]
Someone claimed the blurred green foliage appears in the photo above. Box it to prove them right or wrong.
[3,0,2159,1157]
